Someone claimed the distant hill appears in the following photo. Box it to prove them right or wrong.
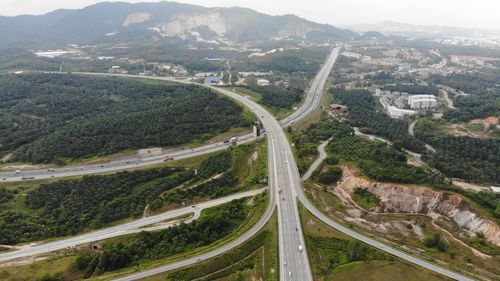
[344,21,500,38]
[0,1,357,47]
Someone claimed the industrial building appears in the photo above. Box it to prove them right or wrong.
[408,95,437,109]
[388,106,417,119]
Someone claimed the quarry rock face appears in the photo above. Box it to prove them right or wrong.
[122,12,152,27]
[369,185,500,247]
[159,11,228,37]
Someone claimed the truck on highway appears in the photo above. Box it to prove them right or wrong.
[164,156,175,162]
[230,137,238,147]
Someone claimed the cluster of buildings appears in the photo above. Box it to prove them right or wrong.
[342,51,371,61]
[408,95,437,109]
[375,89,438,119]
[450,55,499,69]
[383,48,426,61]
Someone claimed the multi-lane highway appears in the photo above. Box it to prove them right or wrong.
[0,46,475,281]
[0,132,256,182]
[0,188,267,263]
[112,47,341,281]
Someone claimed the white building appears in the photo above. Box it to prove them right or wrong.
[408,95,437,109]
[257,79,270,86]
[342,51,363,59]
[388,106,417,119]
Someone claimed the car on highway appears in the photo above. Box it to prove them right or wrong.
[164,156,175,162]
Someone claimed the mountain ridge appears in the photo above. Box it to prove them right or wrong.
[0,1,357,47]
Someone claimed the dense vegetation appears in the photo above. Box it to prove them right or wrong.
[0,188,14,204]
[423,234,448,252]
[0,168,195,244]
[0,141,267,244]
[415,119,500,185]
[0,73,250,163]
[74,200,249,276]
[165,228,276,281]
[325,120,443,185]
[318,166,343,185]
[331,88,425,152]
[306,231,393,280]
[244,76,307,109]
[430,73,500,122]
[198,150,232,178]
[382,84,439,96]
[238,47,329,75]
[351,188,380,210]
[290,119,349,173]
[443,92,500,122]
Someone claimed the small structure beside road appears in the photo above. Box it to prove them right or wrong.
[327,103,348,119]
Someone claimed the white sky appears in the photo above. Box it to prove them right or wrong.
[1,0,499,30]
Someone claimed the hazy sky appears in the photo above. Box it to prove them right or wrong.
[1,0,500,30]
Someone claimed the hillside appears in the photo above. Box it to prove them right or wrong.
[0,1,357,47]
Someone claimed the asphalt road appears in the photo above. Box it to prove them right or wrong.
[111,47,341,281]
[0,188,266,263]
[301,138,331,182]
[0,133,256,182]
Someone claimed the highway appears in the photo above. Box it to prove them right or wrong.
[0,188,266,263]
[0,133,256,182]
[1,46,475,281]
[112,47,341,281]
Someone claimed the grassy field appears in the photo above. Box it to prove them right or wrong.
[331,260,450,281]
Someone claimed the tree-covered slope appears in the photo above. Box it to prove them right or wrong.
[0,73,250,163]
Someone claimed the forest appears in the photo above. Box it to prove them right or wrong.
[382,84,439,96]
[442,92,500,122]
[414,119,500,185]
[0,167,195,244]
[331,88,425,152]
[244,77,306,109]
[0,73,250,163]
[236,47,329,75]
[430,73,500,121]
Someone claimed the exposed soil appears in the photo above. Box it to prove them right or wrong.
[332,167,500,249]
[448,116,499,139]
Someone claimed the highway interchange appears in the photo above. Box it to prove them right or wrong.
[0,188,266,262]
[1,46,476,281]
